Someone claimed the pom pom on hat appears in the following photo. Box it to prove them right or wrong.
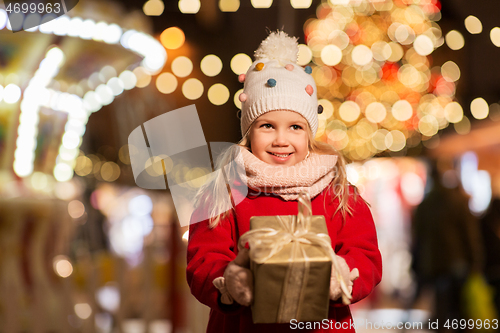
[254,31,299,64]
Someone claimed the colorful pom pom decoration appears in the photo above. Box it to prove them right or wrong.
[255,63,265,71]
[238,74,246,83]
[305,84,313,96]
[267,78,277,87]
[285,64,294,71]
[305,66,312,74]
[318,105,324,114]
[239,93,247,102]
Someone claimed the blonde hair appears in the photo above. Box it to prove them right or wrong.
[192,121,356,228]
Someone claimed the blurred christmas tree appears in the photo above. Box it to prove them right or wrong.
[302,0,463,160]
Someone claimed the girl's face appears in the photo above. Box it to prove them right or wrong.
[249,110,309,166]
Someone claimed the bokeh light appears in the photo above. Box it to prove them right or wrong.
[74,303,92,320]
[490,27,500,47]
[132,67,151,88]
[182,78,204,100]
[156,73,178,94]
[208,83,230,105]
[444,102,463,123]
[219,0,240,12]
[297,44,313,65]
[68,200,85,219]
[53,255,73,278]
[470,97,489,119]
[445,30,464,50]
[321,45,342,66]
[339,101,360,123]
[234,89,244,109]
[160,27,185,49]
[171,56,193,78]
[179,0,201,14]
[201,55,223,77]
[143,0,164,16]
[230,53,252,75]
[464,15,482,34]
[251,0,272,8]
[291,0,312,9]
[441,61,460,82]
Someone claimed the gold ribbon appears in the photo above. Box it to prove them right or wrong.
[239,192,351,321]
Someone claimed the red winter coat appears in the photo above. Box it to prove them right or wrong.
[186,183,382,333]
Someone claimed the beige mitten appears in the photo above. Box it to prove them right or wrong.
[213,248,253,306]
[329,255,359,301]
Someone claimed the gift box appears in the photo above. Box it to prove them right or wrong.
[239,192,348,324]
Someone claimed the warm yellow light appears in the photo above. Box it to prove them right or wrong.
[386,130,406,152]
[53,255,73,278]
[156,73,178,94]
[351,45,373,66]
[365,102,386,123]
[201,55,223,77]
[143,0,164,16]
[444,102,463,123]
[208,84,230,106]
[445,30,464,50]
[464,15,482,34]
[291,0,312,9]
[391,100,413,121]
[418,115,439,136]
[101,162,120,182]
[74,303,92,320]
[179,0,201,13]
[160,27,185,50]
[182,78,204,100]
[133,67,151,88]
[75,156,93,176]
[318,99,334,119]
[30,172,48,190]
[387,42,403,62]
[371,41,392,61]
[321,45,342,66]
[68,200,85,219]
[230,53,252,75]
[327,129,349,150]
[171,56,193,78]
[441,61,460,82]
[339,101,360,122]
[454,116,471,135]
[219,0,240,12]
[251,0,272,8]
[413,35,434,56]
[234,89,244,109]
[490,27,500,47]
[470,97,489,119]
[297,44,313,66]
[371,129,389,151]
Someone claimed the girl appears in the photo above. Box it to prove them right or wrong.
[186,31,382,332]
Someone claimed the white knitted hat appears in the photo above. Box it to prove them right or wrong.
[238,31,321,137]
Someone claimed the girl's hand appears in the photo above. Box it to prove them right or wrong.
[213,248,253,306]
[329,255,359,302]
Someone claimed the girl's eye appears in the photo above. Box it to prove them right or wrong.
[261,124,273,129]
[291,125,302,130]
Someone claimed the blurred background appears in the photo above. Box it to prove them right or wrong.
[0,0,499,332]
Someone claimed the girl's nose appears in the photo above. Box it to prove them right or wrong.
[273,131,289,146]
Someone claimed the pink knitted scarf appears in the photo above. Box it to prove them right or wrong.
[234,147,338,201]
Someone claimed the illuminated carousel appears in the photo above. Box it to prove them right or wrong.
[0,1,167,331]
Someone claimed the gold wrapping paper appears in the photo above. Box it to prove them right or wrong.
[248,215,332,323]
